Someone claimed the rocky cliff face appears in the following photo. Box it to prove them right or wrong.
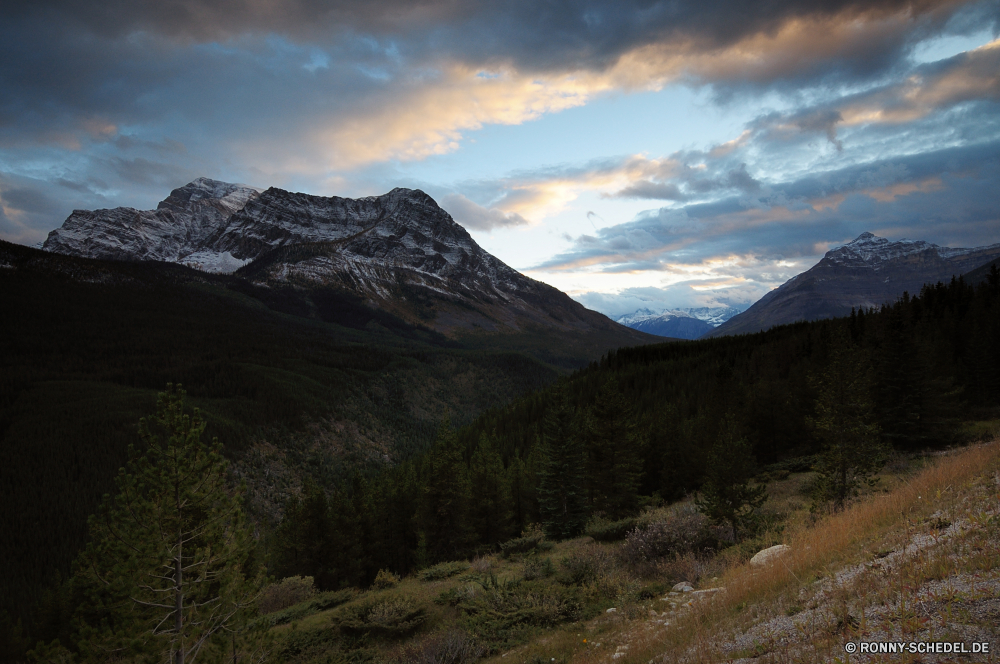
[708,232,1000,337]
[43,178,261,271]
[42,178,651,340]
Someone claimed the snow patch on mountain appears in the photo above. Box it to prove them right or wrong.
[179,250,251,274]
[828,232,1000,268]
[615,306,743,328]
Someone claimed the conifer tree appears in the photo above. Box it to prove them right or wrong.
[582,379,644,519]
[507,446,540,535]
[812,332,885,509]
[468,433,513,546]
[537,390,587,539]
[272,478,336,589]
[875,307,923,447]
[367,465,418,578]
[66,385,265,664]
[695,416,766,541]
[417,420,472,563]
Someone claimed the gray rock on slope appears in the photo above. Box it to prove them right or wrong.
[750,544,791,567]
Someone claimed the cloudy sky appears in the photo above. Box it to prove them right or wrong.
[2,0,999,317]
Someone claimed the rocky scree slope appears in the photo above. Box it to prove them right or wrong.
[43,178,651,341]
[709,232,1000,337]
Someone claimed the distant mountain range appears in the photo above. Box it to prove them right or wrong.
[708,232,1000,337]
[42,178,656,351]
[614,307,745,339]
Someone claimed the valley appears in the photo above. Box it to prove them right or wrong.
[2,180,999,663]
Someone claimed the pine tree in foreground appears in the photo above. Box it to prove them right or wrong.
[538,389,586,539]
[583,379,644,520]
[812,330,886,510]
[417,420,472,564]
[36,385,266,664]
[468,432,513,546]
[695,415,767,542]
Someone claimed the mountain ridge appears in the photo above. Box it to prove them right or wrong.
[615,306,744,339]
[708,232,1000,337]
[41,178,657,345]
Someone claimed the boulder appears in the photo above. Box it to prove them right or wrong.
[671,582,694,592]
[750,544,791,568]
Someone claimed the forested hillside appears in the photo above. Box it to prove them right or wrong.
[3,245,998,659]
[266,266,1000,592]
[0,240,562,633]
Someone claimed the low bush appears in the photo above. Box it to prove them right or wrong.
[373,568,401,589]
[458,580,583,651]
[420,561,470,581]
[499,526,545,558]
[520,556,555,581]
[470,555,497,575]
[763,455,821,474]
[558,543,615,586]
[618,507,727,568]
[334,595,426,637]
[396,629,486,664]
[258,589,357,627]
[585,515,638,542]
[259,575,317,615]
[434,584,479,607]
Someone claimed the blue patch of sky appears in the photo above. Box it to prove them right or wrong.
[910,28,996,64]
[394,84,748,185]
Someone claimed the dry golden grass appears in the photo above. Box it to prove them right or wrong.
[533,440,1000,664]
[265,441,1000,664]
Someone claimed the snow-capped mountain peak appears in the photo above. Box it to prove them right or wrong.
[614,306,745,339]
[826,232,999,269]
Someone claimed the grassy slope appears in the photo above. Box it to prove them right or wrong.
[258,436,1000,664]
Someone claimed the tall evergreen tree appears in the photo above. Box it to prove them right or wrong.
[875,307,922,447]
[812,332,886,509]
[367,465,418,578]
[537,390,587,539]
[583,379,644,519]
[468,433,513,546]
[417,420,472,563]
[507,446,540,535]
[61,385,264,664]
[695,416,766,541]
[271,478,336,589]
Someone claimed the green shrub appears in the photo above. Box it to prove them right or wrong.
[499,526,545,558]
[558,555,594,585]
[420,561,470,581]
[334,595,426,637]
[584,515,638,542]
[372,568,401,590]
[763,455,821,474]
[259,575,317,614]
[397,629,485,664]
[521,557,555,581]
[618,507,726,566]
[638,581,669,599]
[458,580,582,651]
[258,589,357,627]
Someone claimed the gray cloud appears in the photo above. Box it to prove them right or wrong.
[613,181,688,201]
[439,193,530,231]
[8,0,994,80]
[537,139,1000,275]
[1,0,998,248]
